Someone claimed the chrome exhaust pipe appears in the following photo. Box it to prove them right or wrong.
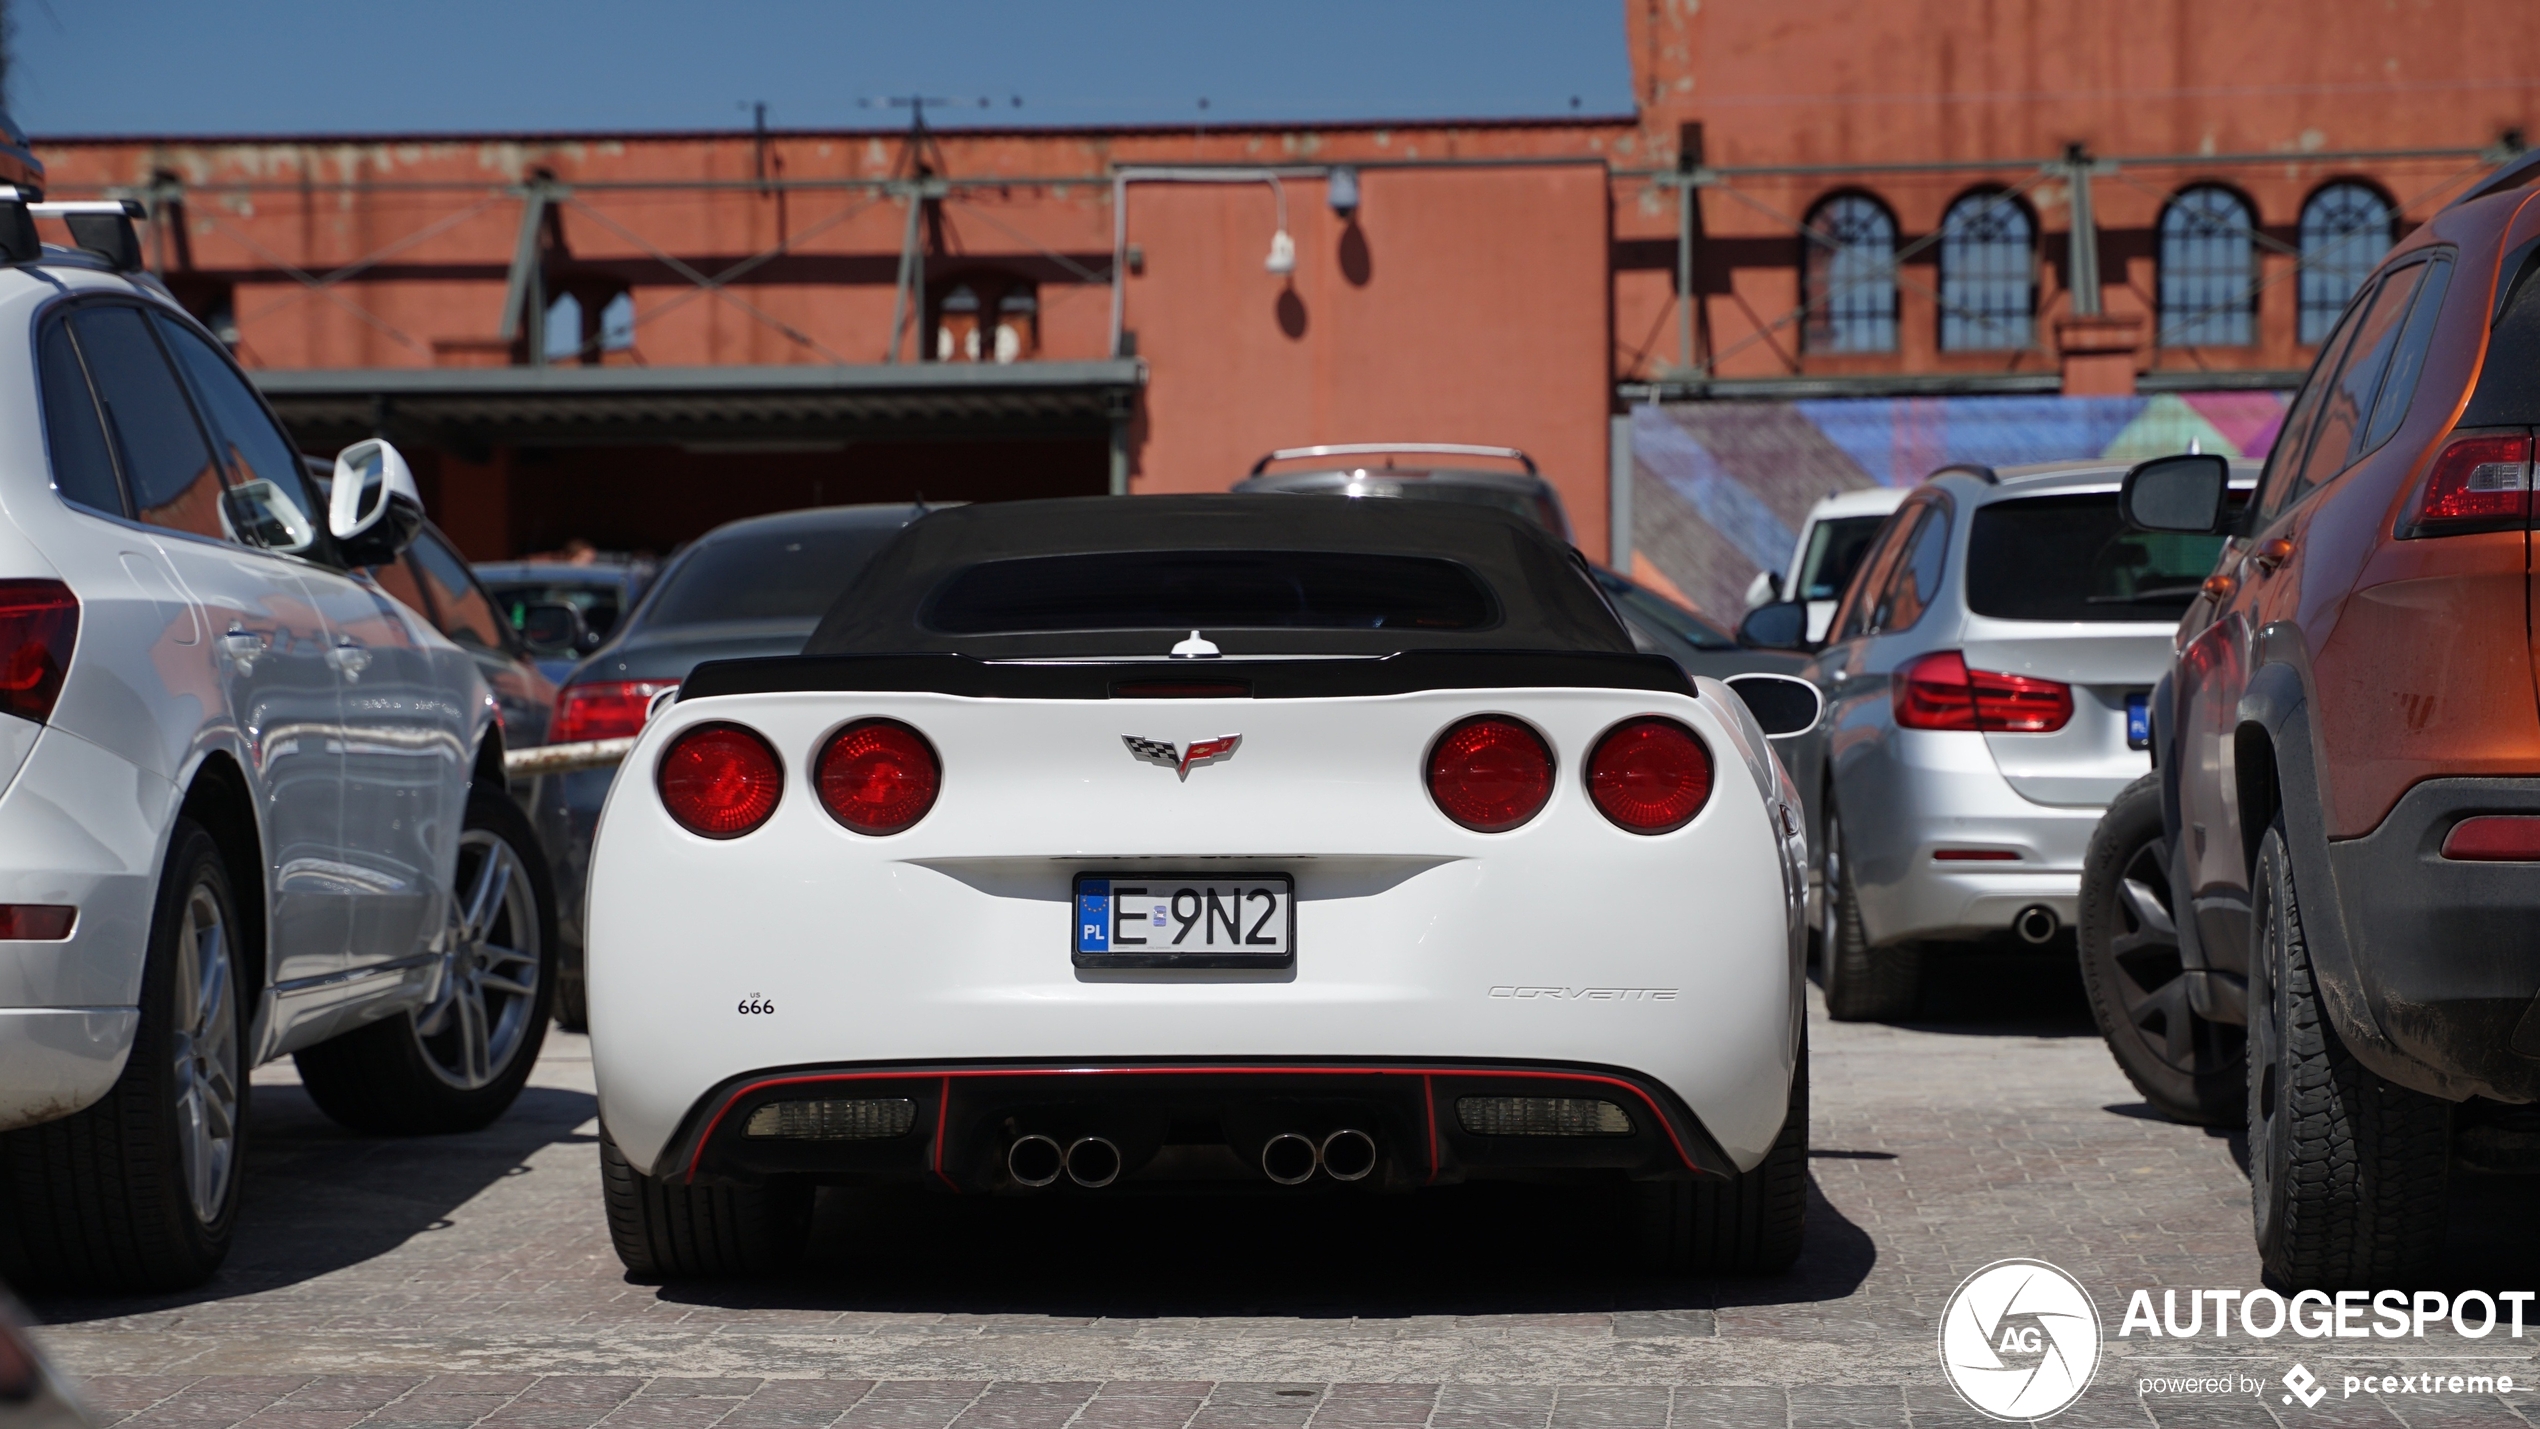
[2014,904,2060,946]
[1260,1131,1318,1185]
[1064,1136,1122,1188]
[1007,1133,1063,1188]
[1319,1128,1377,1183]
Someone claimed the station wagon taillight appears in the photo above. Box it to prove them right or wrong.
[1893,650,2073,733]
[1427,716,1554,833]
[657,723,782,838]
[816,719,940,835]
[2403,432,2532,536]
[1586,717,1712,834]
[554,679,678,743]
[0,581,76,724]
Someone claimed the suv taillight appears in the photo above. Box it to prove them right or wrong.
[554,679,678,743]
[0,581,76,724]
[816,720,940,835]
[1586,717,1712,834]
[1893,650,2072,733]
[657,723,782,838]
[2403,431,2532,536]
[1427,716,1554,833]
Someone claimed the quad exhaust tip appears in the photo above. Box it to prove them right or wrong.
[1007,1133,1063,1188]
[1064,1136,1122,1188]
[1320,1128,1377,1182]
[1261,1132,1319,1185]
[2014,904,2060,945]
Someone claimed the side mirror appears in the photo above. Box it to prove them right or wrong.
[516,601,587,656]
[2121,453,2231,534]
[1737,599,1812,652]
[1724,672,1825,740]
[328,438,425,564]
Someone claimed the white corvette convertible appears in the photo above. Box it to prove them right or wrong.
[587,497,1816,1276]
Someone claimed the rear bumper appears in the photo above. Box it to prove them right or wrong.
[657,1057,1741,1190]
[2325,777,2540,1102]
[1846,730,2100,945]
[0,1007,137,1132]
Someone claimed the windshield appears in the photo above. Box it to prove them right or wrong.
[1965,493,2230,622]
[637,525,904,632]
[924,550,1500,634]
[1796,514,1890,601]
[485,580,628,641]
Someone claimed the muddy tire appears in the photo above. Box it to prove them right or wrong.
[2079,773,2243,1125]
[2247,821,2449,1290]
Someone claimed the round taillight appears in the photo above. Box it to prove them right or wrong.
[1587,717,1712,834]
[657,723,783,838]
[816,719,940,835]
[1426,716,1555,833]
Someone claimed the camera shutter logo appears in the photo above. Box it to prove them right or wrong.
[1938,1258,2102,1421]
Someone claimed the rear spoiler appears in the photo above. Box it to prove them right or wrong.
[680,650,1694,703]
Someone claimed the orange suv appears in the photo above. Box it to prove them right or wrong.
[2108,150,2540,1290]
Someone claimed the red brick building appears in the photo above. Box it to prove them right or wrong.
[30,0,2539,573]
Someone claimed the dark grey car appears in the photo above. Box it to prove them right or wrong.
[542,503,930,1027]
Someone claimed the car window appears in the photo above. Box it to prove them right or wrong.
[66,306,228,542]
[640,524,906,630]
[1967,492,2233,622]
[407,532,510,650]
[483,579,625,641]
[35,319,125,517]
[1870,499,1950,635]
[1593,571,1736,650]
[2361,254,2453,452]
[1795,513,1889,601]
[1827,509,1915,643]
[2287,261,2425,504]
[154,313,323,556]
[926,551,1500,634]
[2257,296,2367,522]
[368,551,435,625]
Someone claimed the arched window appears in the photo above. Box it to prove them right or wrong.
[934,283,980,362]
[599,291,637,353]
[1803,194,1897,354]
[2299,181,2396,343]
[542,292,583,363]
[1937,189,2034,350]
[934,274,1039,363]
[2160,186,2258,347]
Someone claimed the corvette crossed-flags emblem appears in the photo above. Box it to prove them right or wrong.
[1123,734,1242,780]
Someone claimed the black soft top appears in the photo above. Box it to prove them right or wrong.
[801,494,1634,659]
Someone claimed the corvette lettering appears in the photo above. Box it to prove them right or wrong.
[1490,986,1678,1001]
[1123,734,1243,780]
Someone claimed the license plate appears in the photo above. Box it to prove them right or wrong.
[1073,874,1294,968]
[2126,692,2152,751]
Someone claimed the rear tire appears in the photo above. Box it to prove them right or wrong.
[600,1127,809,1278]
[297,786,555,1135]
[553,961,589,1034]
[0,819,246,1291]
[2079,773,2243,1125]
[1819,806,1919,1021]
[1632,1039,1808,1274]
[2247,820,2449,1290]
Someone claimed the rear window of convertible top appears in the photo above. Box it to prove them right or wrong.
[923,550,1500,634]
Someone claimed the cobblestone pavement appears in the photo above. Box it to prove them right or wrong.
[25,951,2540,1426]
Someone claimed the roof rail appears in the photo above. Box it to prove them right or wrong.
[2444,147,2540,213]
[1250,442,1538,476]
[1925,462,1999,485]
[0,188,147,271]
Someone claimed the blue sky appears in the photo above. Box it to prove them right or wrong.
[12,1,1636,137]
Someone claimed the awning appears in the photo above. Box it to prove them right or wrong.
[251,359,1145,455]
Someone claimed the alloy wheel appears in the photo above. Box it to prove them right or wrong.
[414,827,542,1090]
[2105,835,2243,1076]
[169,880,240,1226]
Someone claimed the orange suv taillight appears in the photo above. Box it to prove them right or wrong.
[1893,650,2073,733]
[2402,431,2532,537]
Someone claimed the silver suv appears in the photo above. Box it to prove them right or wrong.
[1752,460,2249,1019]
[0,190,552,1290]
